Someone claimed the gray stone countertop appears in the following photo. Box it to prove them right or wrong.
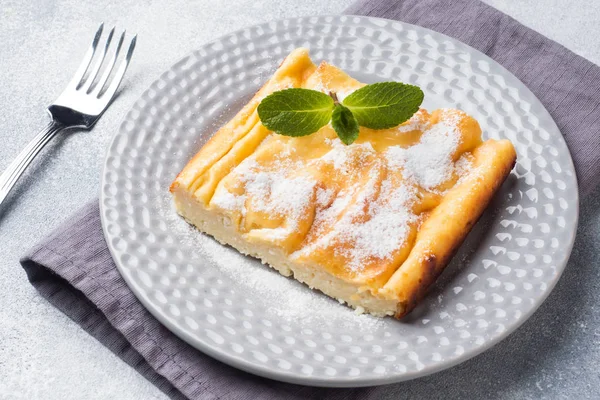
[0,0,598,399]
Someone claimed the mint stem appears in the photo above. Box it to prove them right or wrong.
[328,91,339,106]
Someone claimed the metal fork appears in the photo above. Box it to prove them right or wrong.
[0,24,136,207]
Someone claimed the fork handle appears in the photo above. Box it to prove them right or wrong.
[0,120,64,207]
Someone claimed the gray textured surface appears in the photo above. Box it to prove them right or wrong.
[0,0,598,399]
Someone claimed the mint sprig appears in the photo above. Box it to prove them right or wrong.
[257,82,424,145]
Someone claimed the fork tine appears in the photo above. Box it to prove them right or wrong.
[100,35,137,101]
[92,30,125,97]
[68,23,104,89]
[81,26,115,92]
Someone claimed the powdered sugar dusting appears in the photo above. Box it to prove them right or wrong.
[386,115,461,190]
[343,181,418,268]
[210,108,469,274]
[295,163,419,270]
[163,192,383,330]
[206,240,383,329]
[245,171,315,231]
[316,187,335,207]
[396,108,428,133]
[212,186,244,211]
[455,153,474,181]
[321,139,375,175]
[212,157,316,233]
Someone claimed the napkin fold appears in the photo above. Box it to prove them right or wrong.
[21,0,600,399]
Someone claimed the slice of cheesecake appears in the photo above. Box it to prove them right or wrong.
[170,48,516,318]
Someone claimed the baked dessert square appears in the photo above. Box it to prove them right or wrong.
[170,48,516,318]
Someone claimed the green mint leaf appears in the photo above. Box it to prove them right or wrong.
[342,82,424,129]
[257,88,334,137]
[331,103,359,145]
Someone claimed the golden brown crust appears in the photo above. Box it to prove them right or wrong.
[384,139,517,318]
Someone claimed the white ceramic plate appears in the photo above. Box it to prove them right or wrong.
[100,16,579,386]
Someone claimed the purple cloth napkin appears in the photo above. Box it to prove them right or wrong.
[20,0,600,399]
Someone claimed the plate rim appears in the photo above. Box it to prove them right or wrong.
[100,14,580,387]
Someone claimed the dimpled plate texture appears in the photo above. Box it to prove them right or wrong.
[100,16,579,387]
